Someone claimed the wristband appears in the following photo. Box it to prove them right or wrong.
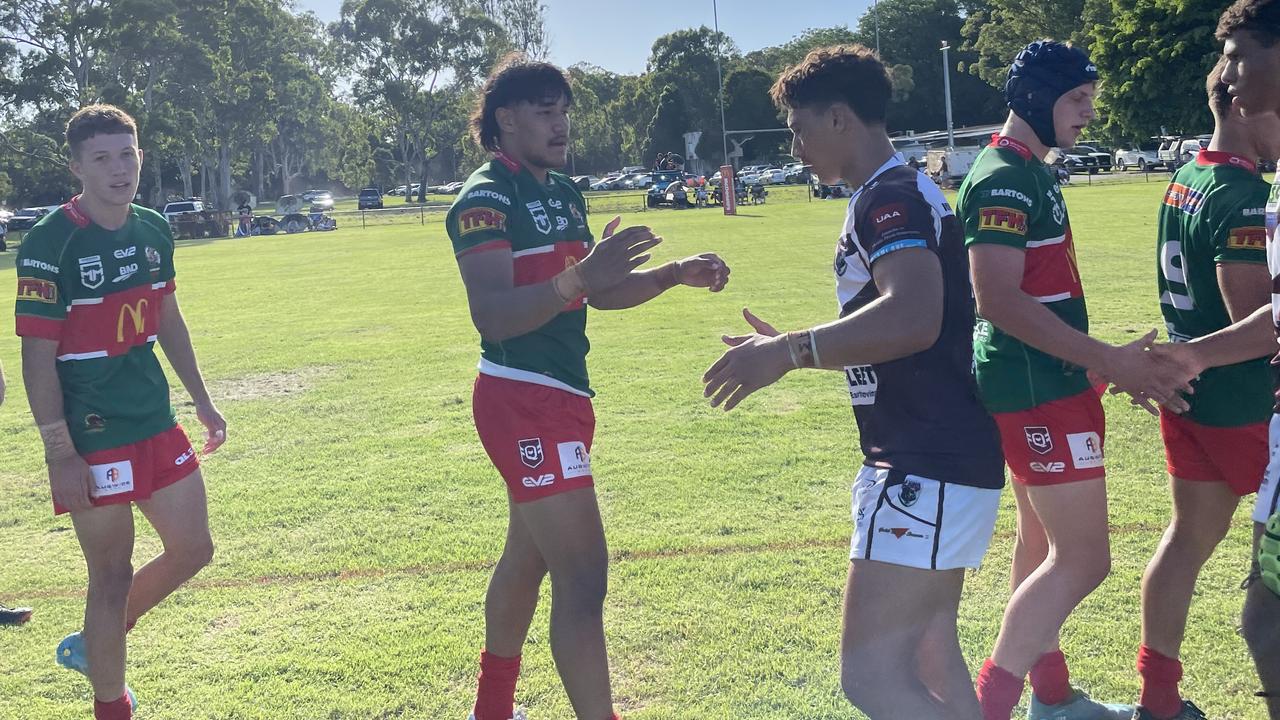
[808,328,822,368]
[793,331,815,368]
[785,332,801,368]
[551,265,588,303]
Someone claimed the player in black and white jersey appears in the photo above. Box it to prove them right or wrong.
[702,45,1003,719]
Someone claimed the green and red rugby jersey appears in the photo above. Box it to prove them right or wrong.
[1157,149,1270,427]
[15,197,178,454]
[447,152,596,396]
[958,135,1091,413]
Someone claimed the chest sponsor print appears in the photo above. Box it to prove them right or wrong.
[846,364,879,406]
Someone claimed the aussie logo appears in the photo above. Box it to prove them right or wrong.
[1228,226,1267,251]
[988,188,1033,207]
[518,438,545,468]
[871,203,907,231]
[979,206,1028,235]
[557,441,591,479]
[464,189,511,205]
[526,201,551,235]
[1024,426,1053,455]
[1162,183,1206,215]
[16,277,57,304]
[1066,431,1103,469]
[79,255,104,289]
[457,207,507,236]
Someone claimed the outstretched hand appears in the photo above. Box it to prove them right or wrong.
[675,253,730,292]
[702,308,791,411]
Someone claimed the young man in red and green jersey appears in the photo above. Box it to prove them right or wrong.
[448,55,729,720]
[15,105,226,720]
[959,41,1192,720]
[1129,62,1279,720]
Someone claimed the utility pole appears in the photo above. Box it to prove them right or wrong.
[713,0,729,167]
[941,41,954,148]
[874,0,880,55]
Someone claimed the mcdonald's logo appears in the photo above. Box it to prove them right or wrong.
[117,299,149,343]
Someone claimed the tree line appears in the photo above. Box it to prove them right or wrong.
[0,0,1232,209]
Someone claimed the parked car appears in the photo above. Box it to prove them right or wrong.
[1114,143,1162,171]
[301,189,331,202]
[161,199,206,224]
[358,187,383,210]
[570,175,600,190]
[812,180,850,199]
[1059,148,1101,174]
[620,165,646,175]
[1158,135,1210,170]
[624,174,654,190]
[1070,145,1112,172]
[7,206,53,231]
[646,170,688,208]
[756,168,787,185]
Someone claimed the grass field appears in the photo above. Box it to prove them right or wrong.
[0,180,1268,719]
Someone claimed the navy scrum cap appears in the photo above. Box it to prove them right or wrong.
[1004,40,1098,148]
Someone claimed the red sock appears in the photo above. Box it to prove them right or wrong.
[1137,645,1183,719]
[1029,649,1072,705]
[93,693,132,720]
[473,649,521,720]
[976,658,1025,720]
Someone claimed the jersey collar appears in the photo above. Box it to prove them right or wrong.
[989,134,1035,162]
[493,150,521,173]
[1197,149,1257,173]
[851,152,906,197]
[61,194,91,228]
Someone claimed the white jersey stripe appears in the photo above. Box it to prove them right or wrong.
[1025,234,1066,249]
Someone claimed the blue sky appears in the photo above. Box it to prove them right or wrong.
[296,0,876,75]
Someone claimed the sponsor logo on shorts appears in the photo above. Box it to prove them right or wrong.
[518,438,544,469]
[1024,426,1053,455]
[978,206,1028,235]
[898,479,921,507]
[1029,461,1066,473]
[1227,226,1267,251]
[89,460,134,498]
[879,526,931,540]
[175,447,196,466]
[1066,431,1103,469]
[557,441,591,479]
[16,277,57,303]
[457,207,507,236]
[521,473,556,488]
[871,203,907,231]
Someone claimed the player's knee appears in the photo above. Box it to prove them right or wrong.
[88,561,134,602]
[186,535,215,571]
[840,651,900,712]
[1167,515,1230,559]
[1053,543,1111,589]
[1242,590,1280,660]
[551,562,608,615]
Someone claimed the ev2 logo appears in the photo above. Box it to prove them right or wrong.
[1030,461,1065,473]
[521,474,556,488]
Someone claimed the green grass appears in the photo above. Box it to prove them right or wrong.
[0,181,1266,718]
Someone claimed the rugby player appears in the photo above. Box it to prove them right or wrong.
[448,54,729,720]
[958,41,1190,720]
[702,45,1005,719]
[16,104,225,720]
[1124,60,1279,720]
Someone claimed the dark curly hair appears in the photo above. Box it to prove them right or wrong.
[1206,57,1233,116]
[470,52,573,152]
[768,44,892,124]
[1217,0,1280,46]
[65,104,137,158]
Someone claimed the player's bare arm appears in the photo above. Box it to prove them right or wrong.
[970,243,1192,413]
[702,246,942,410]
[157,293,226,454]
[459,220,660,341]
[1218,261,1271,322]
[587,217,729,310]
[21,337,94,512]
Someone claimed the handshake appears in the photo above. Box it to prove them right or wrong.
[1089,329,1207,415]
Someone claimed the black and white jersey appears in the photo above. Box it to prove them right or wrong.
[834,154,1004,489]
